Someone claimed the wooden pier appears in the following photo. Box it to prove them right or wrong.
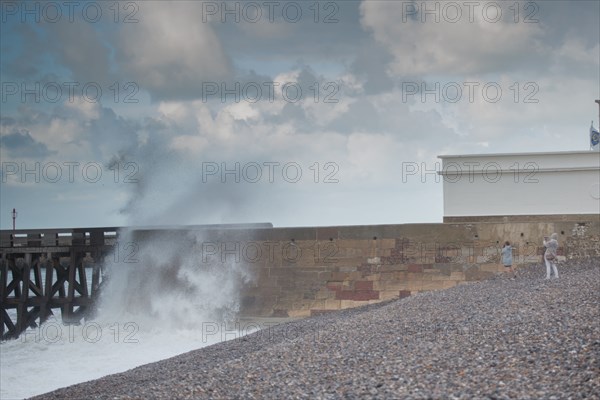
[0,227,117,340]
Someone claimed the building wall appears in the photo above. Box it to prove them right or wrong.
[438,151,600,218]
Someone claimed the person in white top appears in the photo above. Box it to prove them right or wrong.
[543,233,559,279]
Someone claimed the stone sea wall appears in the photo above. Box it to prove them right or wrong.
[232,220,599,317]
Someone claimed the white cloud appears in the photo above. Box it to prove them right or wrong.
[169,135,210,154]
[36,117,90,157]
[65,97,101,120]
[223,102,261,121]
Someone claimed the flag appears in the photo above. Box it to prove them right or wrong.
[591,122,600,151]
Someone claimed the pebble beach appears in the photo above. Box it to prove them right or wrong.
[33,259,599,399]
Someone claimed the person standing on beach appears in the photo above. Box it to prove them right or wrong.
[543,233,559,279]
[501,241,517,279]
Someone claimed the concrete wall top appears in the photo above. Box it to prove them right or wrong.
[438,151,600,172]
[2,219,598,248]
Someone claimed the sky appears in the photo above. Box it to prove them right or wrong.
[0,0,599,229]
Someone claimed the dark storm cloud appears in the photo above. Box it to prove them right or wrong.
[44,19,113,86]
[0,129,53,158]
[112,2,234,102]
[212,0,364,62]
[539,1,600,47]
[1,24,46,79]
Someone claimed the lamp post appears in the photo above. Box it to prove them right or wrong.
[12,208,17,231]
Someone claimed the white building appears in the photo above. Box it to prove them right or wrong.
[438,151,600,222]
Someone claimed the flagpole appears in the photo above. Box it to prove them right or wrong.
[596,99,600,127]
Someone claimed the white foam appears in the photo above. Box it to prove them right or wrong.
[0,228,256,399]
[0,318,231,399]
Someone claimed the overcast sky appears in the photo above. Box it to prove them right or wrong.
[1,0,599,229]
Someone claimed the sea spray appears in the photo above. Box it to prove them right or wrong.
[0,227,257,400]
[96,227,256,333]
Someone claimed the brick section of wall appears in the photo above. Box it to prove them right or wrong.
[407,264,423,273]
[354,281,373,291]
